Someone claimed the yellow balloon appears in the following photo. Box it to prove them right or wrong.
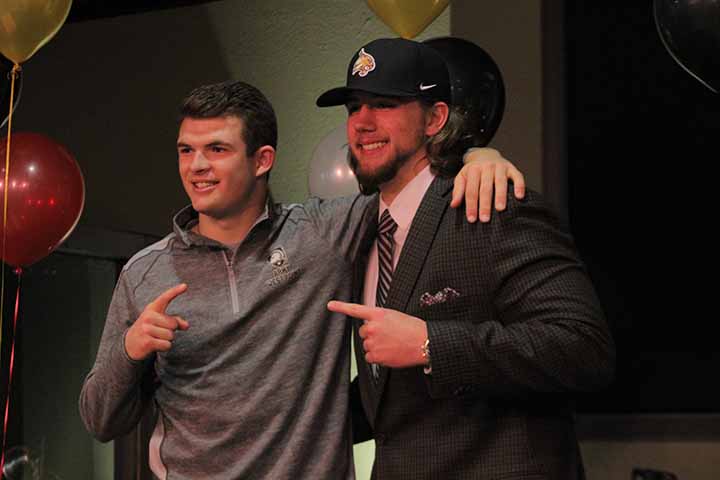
[0,0,73,64]
[367,0,450,39]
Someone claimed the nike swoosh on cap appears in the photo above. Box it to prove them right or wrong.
[419,83,437,91]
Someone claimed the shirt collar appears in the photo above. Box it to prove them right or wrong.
[379,165,435,230]
[174,194,274,248]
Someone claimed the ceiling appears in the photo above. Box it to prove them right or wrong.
[67,0,221,22]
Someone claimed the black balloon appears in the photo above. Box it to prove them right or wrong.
[654,0,720,93]
[1,54,23,131]
[424,37,505,149]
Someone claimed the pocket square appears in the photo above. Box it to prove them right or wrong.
[420,287,460,307]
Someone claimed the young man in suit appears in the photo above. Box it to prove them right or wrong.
[322,38,615,479]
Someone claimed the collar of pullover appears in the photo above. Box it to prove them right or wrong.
[173,194,276,249]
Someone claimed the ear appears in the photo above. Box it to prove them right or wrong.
[424,101,449,137]
[253,145,275,178]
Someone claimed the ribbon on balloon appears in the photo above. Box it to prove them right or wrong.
[0,0,74,472]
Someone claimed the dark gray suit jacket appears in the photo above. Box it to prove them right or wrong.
[351,176,614,479]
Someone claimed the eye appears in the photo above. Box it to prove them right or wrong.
[178,146,192,155]
[210,145,226,153]
[346,102,360,115]
[375,100,398,109]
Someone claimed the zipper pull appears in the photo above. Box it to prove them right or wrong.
[222,249,233,267]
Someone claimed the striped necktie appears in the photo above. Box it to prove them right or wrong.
[372,209,398,379]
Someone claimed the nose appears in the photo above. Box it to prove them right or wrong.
[189,151,210,173]
[350,104,376,132]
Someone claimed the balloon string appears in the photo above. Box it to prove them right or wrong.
[0,267,21,477]
[1,64,20,367]
[0,64,19,478]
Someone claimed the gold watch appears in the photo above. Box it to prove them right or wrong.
[421,338,432,375]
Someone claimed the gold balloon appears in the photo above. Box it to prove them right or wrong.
[0,0,73,64]
[367,0,450,39]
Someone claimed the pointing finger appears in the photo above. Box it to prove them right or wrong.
[147,284,188,313]
[327,300,376,320]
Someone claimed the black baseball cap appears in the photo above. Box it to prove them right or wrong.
[316,37,452,107]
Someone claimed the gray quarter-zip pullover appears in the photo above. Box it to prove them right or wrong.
[79,194,375,479]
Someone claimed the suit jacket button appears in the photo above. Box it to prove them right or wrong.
[375,433,386,445]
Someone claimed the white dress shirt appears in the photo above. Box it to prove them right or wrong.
[363,165,436,308]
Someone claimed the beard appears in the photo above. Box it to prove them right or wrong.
[348,136,426,195]
[348,150,411,195]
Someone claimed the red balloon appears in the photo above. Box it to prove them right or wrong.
[0,132,84,266]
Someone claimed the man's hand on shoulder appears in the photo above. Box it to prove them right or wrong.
[125,284,189,361]
[451,147,526,223]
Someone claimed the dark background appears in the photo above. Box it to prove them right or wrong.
[565,2,720,413]
[66,0,220,22]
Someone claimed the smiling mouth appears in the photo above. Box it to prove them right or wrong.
[192,181,219,191]
[359,141,388,151]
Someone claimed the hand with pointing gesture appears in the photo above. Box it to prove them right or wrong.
[125,284,189,361]
[328,300,428,368]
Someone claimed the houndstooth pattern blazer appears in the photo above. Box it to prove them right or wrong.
[351,176,615,480]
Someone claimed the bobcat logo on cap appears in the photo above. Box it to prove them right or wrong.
[352,48,376,77]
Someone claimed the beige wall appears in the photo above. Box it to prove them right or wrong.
[452,0,544,193]
[13,0,449,237]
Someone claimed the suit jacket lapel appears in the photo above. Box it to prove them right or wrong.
[352,196,383,422]
[375,176,454,396]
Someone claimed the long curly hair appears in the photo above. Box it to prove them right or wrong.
[423,102,469,177]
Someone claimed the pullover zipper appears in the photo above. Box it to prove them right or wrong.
[222,250,241,315]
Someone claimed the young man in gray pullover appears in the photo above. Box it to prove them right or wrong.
[79,80,525,479]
